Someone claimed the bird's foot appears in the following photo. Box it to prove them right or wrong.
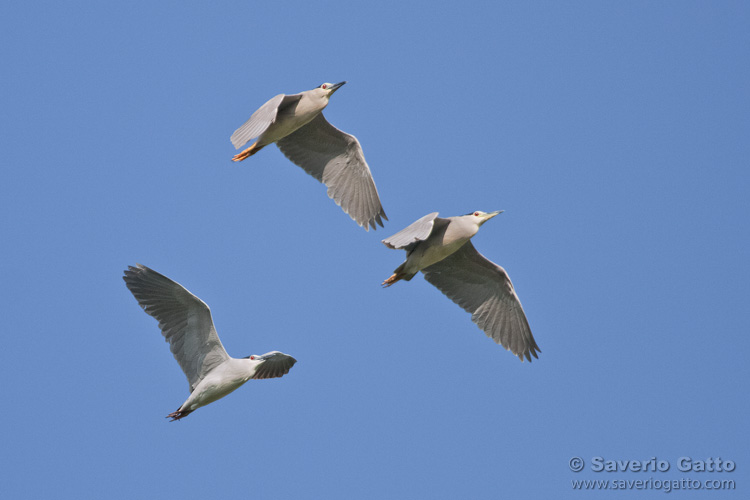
[381,273,401,287]
[166,409,191,422]
[231,142,261,162]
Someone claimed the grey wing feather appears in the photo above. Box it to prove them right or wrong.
[382,212,440,250]
[276,113,387,231]
[422,242,540,361]
[252,352,297,380]
[231,94,294,149]
[123,264,230,391]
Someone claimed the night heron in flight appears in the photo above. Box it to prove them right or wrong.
[381,211,540,361]
[230,81,387,231]
[123,264,297,421]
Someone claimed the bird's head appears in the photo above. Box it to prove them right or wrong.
[466,210,503,227]
[244,351,298,380]
[245,352,275,362]
[316,81,346,99]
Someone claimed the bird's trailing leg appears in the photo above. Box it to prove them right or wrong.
[166,408,193,422]
[381,272,404,288]
[231,142,264,162]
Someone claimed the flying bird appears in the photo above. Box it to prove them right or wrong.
[123,264,297,421]
[230,81,387,231]
[381,211,540,361]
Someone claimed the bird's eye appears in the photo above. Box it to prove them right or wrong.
[321,84,327,89]
[473,211,480,216]
[250,356,255,360]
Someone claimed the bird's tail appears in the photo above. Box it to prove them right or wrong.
[166,407,193,422]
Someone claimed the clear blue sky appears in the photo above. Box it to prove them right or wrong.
[1,1,748,498]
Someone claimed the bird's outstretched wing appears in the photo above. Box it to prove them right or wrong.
[422,242,540,361]
[382,212,440,251]
[123,264,230,391]
[230,93,302,149]
[251,352,297,380]
[276,113,387,231]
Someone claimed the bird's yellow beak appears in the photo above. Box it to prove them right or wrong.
[479,210,502,225]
